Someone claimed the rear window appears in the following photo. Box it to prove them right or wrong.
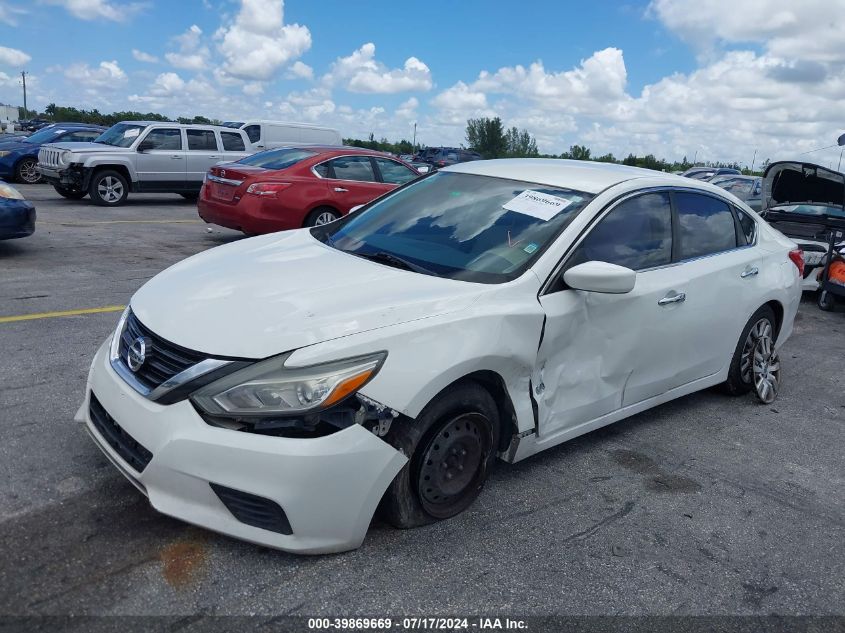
[237,147,316,170]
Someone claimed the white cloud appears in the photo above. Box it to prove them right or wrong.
[64,60,127,89]
[0,2,28,26]
[216,0,311,81]
[286,60,313,80]
[132,49,158,63]
[242,81,264,96]
[0,45,31,67]
[165,24,211,71]
[325,43,432,93]
[44,0,147,22]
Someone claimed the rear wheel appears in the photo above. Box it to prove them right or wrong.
[304,206,340,227]
[15,157,41,184]
[53,186,87,200]
[88,170,129,206]
[722,305,776,396]
[379,381,499,528]
[180,192,199,201]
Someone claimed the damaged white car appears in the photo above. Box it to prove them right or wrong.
[78,159,803,553]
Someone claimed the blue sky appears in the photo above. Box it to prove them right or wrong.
[1,0,843,166]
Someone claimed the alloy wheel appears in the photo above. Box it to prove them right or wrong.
[752,336,780,404]
[19,159,40,184]
[314,211,338,225]
[740,318,772,384]
[97,176,124,203]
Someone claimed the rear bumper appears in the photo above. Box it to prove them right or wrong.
[0,200,35,239]
[198,186,304,234]
[79,340,407,553]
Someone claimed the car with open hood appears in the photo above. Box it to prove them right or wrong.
[78,159,802,553]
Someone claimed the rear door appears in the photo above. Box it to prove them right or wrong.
[135,127,185,191]
[372,157,418,188]
[323,155,390,211]
[185,129,222,187]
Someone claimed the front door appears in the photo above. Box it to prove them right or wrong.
[135,127,186,191]
[534,191,691,438]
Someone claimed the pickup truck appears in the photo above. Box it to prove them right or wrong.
[37,121,253,206]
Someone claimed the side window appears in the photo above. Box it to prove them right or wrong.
[313,162,330,178]
[675,192,738,259]
[186,129,219,151]
[374,158,417,185]
[569,192,673,271]
[328,156,376,182]
[61,131,100,142]
[735,208,757,245]
[244,125,261,143]
[220,131,246,151]
[142,128,182,150]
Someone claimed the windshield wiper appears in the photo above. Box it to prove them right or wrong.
[353,251,437,276]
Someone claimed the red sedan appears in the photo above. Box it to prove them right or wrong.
[198,146,420,234]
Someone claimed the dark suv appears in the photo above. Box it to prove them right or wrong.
[419,147,482,169]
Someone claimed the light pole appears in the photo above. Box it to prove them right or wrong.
[413,122,417,151]
[750,149,757,173]
[20,71,28,118]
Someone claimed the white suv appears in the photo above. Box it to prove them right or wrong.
[37,121,253,206]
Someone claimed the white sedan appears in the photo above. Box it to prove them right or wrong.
[78,159,803,553]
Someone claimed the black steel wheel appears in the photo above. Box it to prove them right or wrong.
[416,412,493,519]
[818,290,835,311]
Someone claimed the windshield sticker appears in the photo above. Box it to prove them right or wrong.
[123,128,140,139]
[503,190,573,221]
[53,129,66,134]
[524,243,539,254]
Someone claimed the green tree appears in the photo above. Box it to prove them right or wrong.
[466,117,507,158]
[504,126,539,157]
[560,144,591,161]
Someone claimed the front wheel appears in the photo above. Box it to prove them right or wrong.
[722,305,776,396]
[379,381,499,528]
[53,186,87,200]
[88,170,129,206]
[818,290,835,311]
[15,157,41,184]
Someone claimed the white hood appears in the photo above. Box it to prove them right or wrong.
[131,230,484,359]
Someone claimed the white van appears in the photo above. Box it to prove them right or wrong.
[233,120,342,150]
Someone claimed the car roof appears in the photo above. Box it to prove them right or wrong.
[445,158,692,194]
[116,121,248,131]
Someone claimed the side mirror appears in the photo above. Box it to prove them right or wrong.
[563,261,636,294]
[137,140,154,152]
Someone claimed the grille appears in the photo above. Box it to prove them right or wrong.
[118,311,207,391]
[38,147,62,169]
[210,484,293,535]
[89,394,153,473]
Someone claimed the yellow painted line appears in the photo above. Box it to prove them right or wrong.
[0,305,125,324]
[42,220,202,225]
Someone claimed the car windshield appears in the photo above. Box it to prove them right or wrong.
[22,127,63,144]
[770,204,845,219]
[94,123,147,147]
[315,171,593,284]
[237,148,316,170]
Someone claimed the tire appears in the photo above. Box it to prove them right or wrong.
[180,192,199,201]
[304,206,341,227]
[53,186,87,200]
[88,170,129,206]
[817,290,835,311]
[379,381,500,528]
[722,305,777,396]
[15,157,41,184]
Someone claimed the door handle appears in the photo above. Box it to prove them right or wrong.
[658,292,686,306]
[741,267,759,278]
[208,155,220,159]
[334,187,348,193]
[170,155,183,159]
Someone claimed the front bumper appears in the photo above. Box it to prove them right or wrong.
[78,340,408,553]
[37,164,86,190]
[0,200,35,240]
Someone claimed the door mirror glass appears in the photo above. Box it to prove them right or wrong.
[563,261,636,294]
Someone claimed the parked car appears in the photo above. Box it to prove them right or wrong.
[233,120,342,150]
[711,175,762,211]
[37,121,253,205]
[21,118,50,132]
[761,161,845,292]
[198,146,420,234]
[79,159,800,553]
[0,180,35,240]
[681,166,742,181]
[0,123,105,184]
[414,147,442,163]
[416,147,483,170]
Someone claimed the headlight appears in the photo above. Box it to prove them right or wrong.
[0,150,10,158]
[61,151,73,164]
[0,182,25,200]
[191,351,387,417]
